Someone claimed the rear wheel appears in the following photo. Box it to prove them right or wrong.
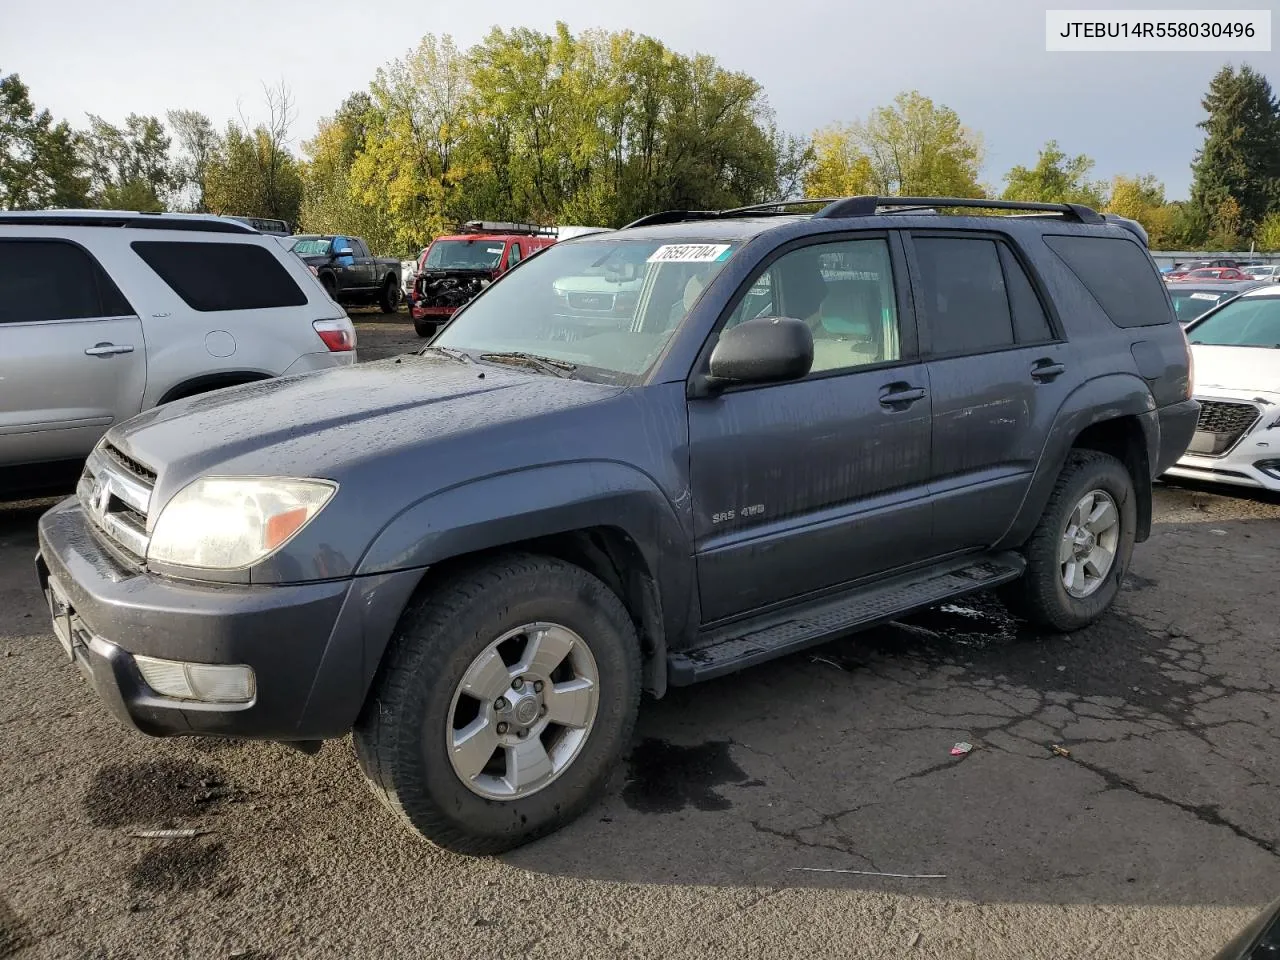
[379,276,400,313]
[353,554,641,854]
[1001,450,1136,631]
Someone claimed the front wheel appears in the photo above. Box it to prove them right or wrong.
[1001,450,1137,632]
[413,319,438,338]
[353,554,641,854]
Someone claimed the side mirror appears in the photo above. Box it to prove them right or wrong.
[708,316,813,385]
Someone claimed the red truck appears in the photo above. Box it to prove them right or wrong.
[408,221,557,336]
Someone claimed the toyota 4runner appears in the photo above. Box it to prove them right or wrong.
[36,196,1198,853]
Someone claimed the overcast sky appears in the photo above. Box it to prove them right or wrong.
[3,0,1275,199]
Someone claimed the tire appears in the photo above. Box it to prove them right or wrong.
[353,553,642,854]
[1001,450,1137,632]
[320,274,338,303]
[379,276,400,314]
[413,319,437,338]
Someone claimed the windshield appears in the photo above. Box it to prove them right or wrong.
[1169,289,1231,324]
[425,239,507,271]
[292,238,332,256]
[1189,296,1280,347]
[434,238,740,380]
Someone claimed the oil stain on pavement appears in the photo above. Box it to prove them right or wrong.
[622,738,759,813]
[127,841,234,894]
[0,899,30,958]
[83,759,235,828]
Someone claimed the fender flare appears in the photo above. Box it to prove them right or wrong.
[997,372,1158,549]
[355,460,693,693]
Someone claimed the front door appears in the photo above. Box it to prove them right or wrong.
[688,234,935,623]
[0,238,146,467]
[905,232,1074,553]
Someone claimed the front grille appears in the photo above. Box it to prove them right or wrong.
[78,443,157,563]
[565,292,616,312]
[101,441,157,485]
[1187,400,1261,457]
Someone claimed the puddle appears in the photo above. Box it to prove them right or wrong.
[621,739,752,814]
[127,841,232,893]
[84,760,234,828]
[0,899,29,959]
[816,590,1206,726]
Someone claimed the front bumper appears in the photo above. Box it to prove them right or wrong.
[409,302,456,322]
[1165,392,1280,492]
[35,497,421,740]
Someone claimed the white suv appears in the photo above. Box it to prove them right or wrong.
[0,211,356,493]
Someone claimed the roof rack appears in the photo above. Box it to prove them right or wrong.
[0,210,256,234]
[814,196,1104,224]
[459,220,557,237]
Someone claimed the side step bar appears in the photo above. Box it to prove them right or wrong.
[667,552,1026,686]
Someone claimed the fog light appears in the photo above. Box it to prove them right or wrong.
[134,655,256,704]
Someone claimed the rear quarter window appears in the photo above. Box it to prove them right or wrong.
[1043,235,1172,328]
[131,240,308,312]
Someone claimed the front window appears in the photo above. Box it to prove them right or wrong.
[1169,290,1229,324]
[424,239,507,271]
[292,238,332,257]
[1188,297,1280,348]
[434,238,740,380]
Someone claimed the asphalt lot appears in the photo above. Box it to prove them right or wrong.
[3,318,1280,958]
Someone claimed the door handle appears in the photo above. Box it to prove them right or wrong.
[1031,360,1065,382]
[84,343,135,357]
[879,384,927,408]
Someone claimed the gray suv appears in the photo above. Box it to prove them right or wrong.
[36,196,1199,853]
[0,211,355,495]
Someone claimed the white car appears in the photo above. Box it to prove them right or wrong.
[1166,285,1280,491]
[0,211,355,494]
[1243,264,1280,282]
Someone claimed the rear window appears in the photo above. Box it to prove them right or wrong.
[132,241,308,312]
[1043,235,1172,328]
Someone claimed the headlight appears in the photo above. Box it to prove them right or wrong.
[146,477,337,570]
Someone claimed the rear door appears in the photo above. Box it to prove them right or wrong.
[906,233,1071,554]
[351,238,375,289]
[688,233,935,623]
[0,237,146,467]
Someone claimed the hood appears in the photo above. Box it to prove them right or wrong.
[1191,344,1280,394]
[108,356,619,502]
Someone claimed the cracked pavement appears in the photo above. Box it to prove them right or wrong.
[3,333,1279,957]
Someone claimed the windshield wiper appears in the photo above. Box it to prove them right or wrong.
[478,351,577,378]
[421,345,472,363]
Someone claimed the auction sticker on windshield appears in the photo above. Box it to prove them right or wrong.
[1191,293,1222,300]
[648,244,733,263]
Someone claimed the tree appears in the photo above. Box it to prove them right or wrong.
[1002,141,1107,207]
[1189,63,1280,237]
[351,34,473,250]
[1256,212,1280,251]
[1105,174,1182,248]
[301,93,395,253]
[804,124,876,197]
[1207,195,1244,250]
[167,109,220,212]
[82,113,172,211]
[0,70,88,208]
[204,84,303,225]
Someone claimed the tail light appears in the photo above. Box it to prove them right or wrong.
[313,318,355,352]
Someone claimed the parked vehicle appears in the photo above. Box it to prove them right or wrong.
[409,221,557,336]
[1176,267,1250,281]
[0,211,355,496]
[227,216,291,237]
[1166,284,1280,492]
[1242,264,1280,282]
[1166,281,1265,324]
[1165,259,1240,280]
[36,195,1197,853]
[291,235,402,313]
